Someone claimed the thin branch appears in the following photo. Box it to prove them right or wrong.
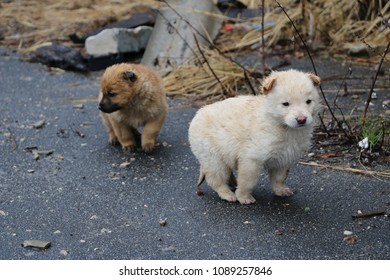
[362,39,390,126]
[275,0,350,138]
[299,161,390,178]
[193,34,228,99]
[261,0,266,75]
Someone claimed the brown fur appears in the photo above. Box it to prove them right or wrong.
[98,63,168,152]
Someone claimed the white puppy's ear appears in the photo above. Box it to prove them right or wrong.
[262,77,276,95]
[308,73,321,87]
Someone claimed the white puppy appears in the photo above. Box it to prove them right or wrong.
[188,69,321,204]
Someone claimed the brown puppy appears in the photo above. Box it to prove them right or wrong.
[98,63,168,152]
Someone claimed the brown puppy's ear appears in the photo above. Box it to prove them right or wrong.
[262,77,276,95]
[122,71,137,82]
[308,73,321,87]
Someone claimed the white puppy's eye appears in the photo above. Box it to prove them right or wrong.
[306,99,312,105]
[282,102,290,107]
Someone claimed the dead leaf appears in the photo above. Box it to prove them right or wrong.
[196,189,204,196]
[319,152,338,158]
[343,235,358,244]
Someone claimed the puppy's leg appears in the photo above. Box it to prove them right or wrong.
[203,164,237,202]
[236,159,261,204]
[100,113,119,145]
[110,122,138,151]
[141,114,166,152]
[268,167,293,197]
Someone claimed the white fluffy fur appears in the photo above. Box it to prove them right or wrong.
[188,69,321,204]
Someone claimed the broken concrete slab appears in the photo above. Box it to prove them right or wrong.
[141,0,223,74]
[69,10,157,44]
[85,26,153,57]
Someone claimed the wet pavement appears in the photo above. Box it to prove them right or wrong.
[0,48,389,260]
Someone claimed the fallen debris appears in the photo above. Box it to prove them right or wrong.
[299,162,390,178]
[85,26,153,57]
[342,235,358,244]
[69,10,157,44]
[32,119,45,129]
[22,240,51,250]
[352,210,386,219]
[159,219,167,226]
[25,43,88,72]
[25,147,54,160]
[119,161,131,168]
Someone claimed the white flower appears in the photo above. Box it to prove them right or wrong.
[358,137,369,149]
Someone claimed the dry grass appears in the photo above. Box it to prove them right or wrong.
[1,0,389,100]
[0,0,160,50]
[217,0,390,53]
[163,47,259,102]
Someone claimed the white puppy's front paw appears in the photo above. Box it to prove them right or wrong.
[217,189,237,203]
[273,186,294,197]
[236,193,256,205]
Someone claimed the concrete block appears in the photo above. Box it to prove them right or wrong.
[141,0,223,74]
[85,26,153,57]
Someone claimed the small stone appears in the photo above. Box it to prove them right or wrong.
[162,142,168,147]
[275,229,284,235]
[119,161,131,168]
[53,230,61,234]
[343,230,353,236]
[27,169,35,173]
[159,219,167,226]
[80,240,86,243]
[344,42,369,57]
[100,228,111,234]
[351,95,360,100]
[308,152,315,157]
[304,207,311,213]
[32,119,45,129]
[0,210,7,216]
[60,249,68,256]
[22,240,51,250]
[73,104,84,109]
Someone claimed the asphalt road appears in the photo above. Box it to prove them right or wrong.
[0,48,389,260]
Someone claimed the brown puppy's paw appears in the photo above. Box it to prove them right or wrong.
[142,141,156,153]
[108,136,120,146]
[122,143,137,152]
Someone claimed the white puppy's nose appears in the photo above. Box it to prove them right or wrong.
[296,116,307,125]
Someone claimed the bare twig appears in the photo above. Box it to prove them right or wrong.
[362,39,390,126]
[352,210,386,219]
[261,0,266,75]
[275,0,351,138]
[6,127,18,151]
[299,161,390,178]
[193,34,228,99]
